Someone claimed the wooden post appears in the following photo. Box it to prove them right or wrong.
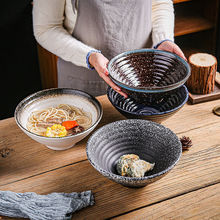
[37,44,58,89]
[186,53,217,94]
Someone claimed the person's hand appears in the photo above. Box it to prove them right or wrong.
[89,52,128,98]
[157,40,187,61]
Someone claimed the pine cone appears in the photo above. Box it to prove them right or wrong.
[0,147,14,158]
[180,136,192,150]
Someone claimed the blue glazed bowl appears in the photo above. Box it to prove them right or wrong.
[108,49,190,102]
[86,119,182,187]
[107,85,188,123]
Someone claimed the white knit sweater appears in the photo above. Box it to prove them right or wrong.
[33,0,174,69]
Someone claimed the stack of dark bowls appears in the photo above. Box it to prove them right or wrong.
[107,49,191,123]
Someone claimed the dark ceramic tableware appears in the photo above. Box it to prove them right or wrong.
[108,49,190,102]
[86,119,182,187]
[107,85,188,123]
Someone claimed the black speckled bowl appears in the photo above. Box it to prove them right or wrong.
[86,119,182,188]
[107,85,188,123]
[108,49,190,102]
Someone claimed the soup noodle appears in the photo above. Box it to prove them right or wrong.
[27,104,92,136]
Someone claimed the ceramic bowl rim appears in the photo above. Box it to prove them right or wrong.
[14,88,103,140]
[107,85,189,116]
[108,49,191,93]
[86,119,182,181]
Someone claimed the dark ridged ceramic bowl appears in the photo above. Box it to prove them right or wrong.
[108,49,190,102]
[107,85,188,123]
[86,119,182,188]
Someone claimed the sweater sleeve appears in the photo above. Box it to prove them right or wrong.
[152,0,175,47]
[33,0,94,68]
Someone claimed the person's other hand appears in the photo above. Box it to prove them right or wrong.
[157,40,187,61]
[89,52,128,98]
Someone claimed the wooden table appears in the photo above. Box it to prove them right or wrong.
[0,96,220,220]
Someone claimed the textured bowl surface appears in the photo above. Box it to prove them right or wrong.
[15,88,103,150]
[108,49,190,100]
[87,119,182,187]
[107,85,188,123]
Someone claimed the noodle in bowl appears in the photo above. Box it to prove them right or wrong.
[27,104,92,137]
[15,88,103,150]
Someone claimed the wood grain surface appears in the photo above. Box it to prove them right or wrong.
[0,96,124,186]
[0,98,219,186]
[1,142,219,219]
[174,12,214,37]
[186,53,217,94]
[188,82,220,104]
[173,0,192,4]
[188,72,220,104]
[113,183,220,220]
[0,95,220,219]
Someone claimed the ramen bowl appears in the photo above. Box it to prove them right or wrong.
[107,85,188,123]
[87,119,182,187]
[15,88,103,150]
[108,49,190,102]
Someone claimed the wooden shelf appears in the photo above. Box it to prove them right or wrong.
[173,0,192,4]
[175,31,215,58]
[175,13,214,37]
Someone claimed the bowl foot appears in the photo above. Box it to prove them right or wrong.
[46,144,75,151]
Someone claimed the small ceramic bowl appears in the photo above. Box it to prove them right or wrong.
[108,49,190,102]
[15,88,103,150]
[107,85,188,123]
[87,119,182,187]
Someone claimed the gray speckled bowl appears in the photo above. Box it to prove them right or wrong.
[86,119,182,187]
